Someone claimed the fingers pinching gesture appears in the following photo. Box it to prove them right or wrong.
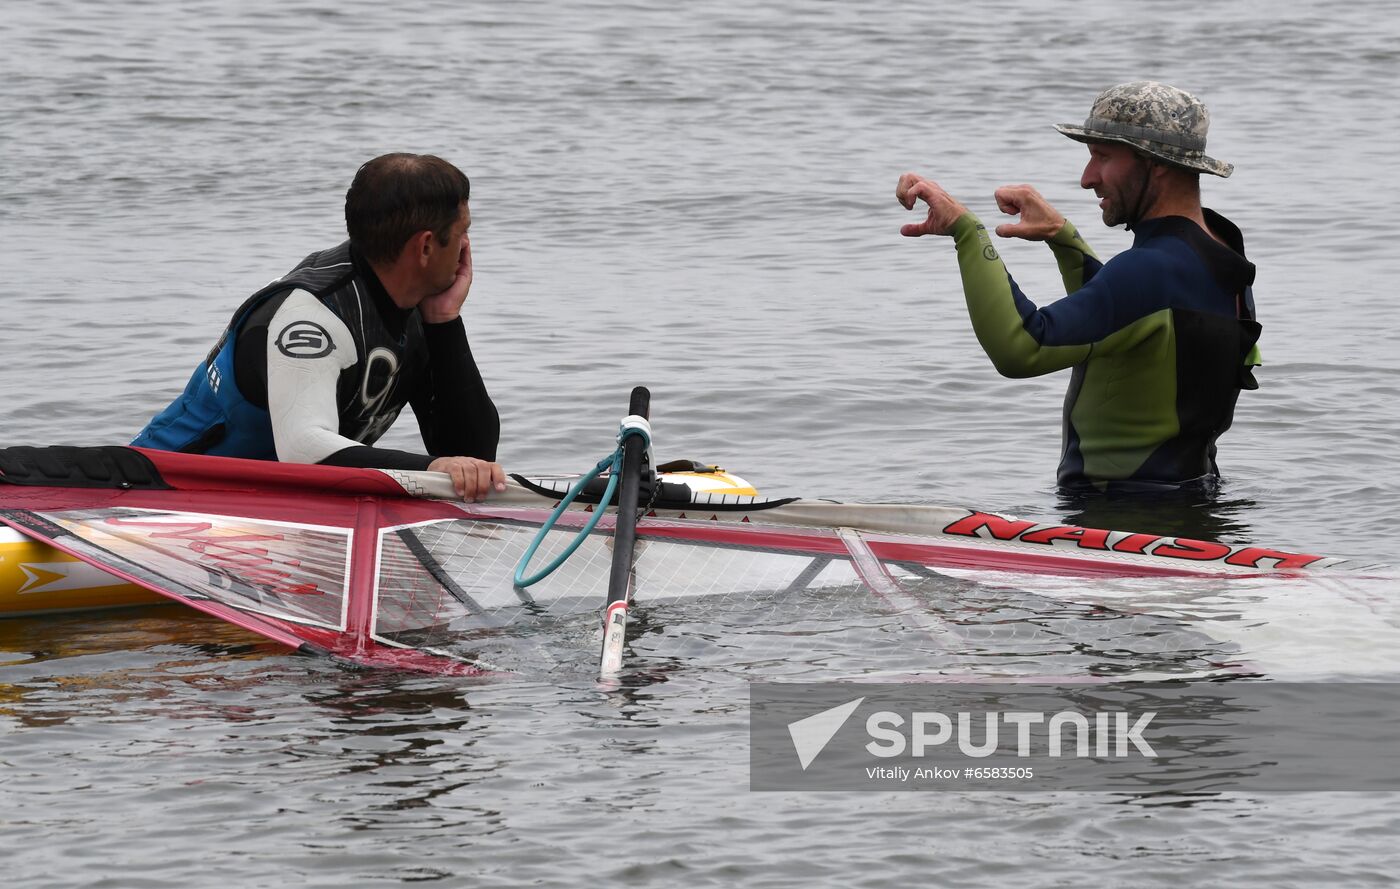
[896,172,969,237]
[992,185,1066,241]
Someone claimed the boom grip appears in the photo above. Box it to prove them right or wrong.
[628,386,651,420]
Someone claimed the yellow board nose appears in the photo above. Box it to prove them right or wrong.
[661,470,760,498]
[0,530,163,617]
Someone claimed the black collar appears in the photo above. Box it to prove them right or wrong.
[1131,210,1255,292]
[349,244,413,338]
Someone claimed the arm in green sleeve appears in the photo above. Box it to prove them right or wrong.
[1045,220,1102,294]
[950,213,1091,379]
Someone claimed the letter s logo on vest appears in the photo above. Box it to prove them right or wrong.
[276,321,335,359]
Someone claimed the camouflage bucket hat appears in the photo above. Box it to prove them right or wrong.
[1055,81,1233,178]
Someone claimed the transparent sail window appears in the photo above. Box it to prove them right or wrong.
[373,518,862,650]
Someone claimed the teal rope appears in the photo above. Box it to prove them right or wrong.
[513,425,651,588]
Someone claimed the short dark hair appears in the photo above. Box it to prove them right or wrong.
[345,153,471,264]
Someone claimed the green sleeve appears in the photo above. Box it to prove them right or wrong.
[950,213,1090,378]
[1045,220,1100,294]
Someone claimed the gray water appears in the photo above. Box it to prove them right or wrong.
[4,0,1400,885]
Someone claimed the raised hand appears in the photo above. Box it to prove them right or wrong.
[992,185,1066,241]
[419,233,473,324]
[896,172,970,237]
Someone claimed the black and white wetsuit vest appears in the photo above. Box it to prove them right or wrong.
[132,242,497,470]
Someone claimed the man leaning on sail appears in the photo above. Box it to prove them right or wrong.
[133,153,505,501]
[898,82,1261,492]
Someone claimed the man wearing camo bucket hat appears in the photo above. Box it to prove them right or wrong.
[896,81,1262,492]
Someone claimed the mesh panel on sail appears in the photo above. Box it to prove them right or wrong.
[373,517,862,651]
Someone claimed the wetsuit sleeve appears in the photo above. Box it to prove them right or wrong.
[1045,220,1103,293]
[408,317,500,461]
[261,292,440,470]
[950,213,1091,377]
[317,445,436,471]
[949,213,1159,378]
[263,291,365,464]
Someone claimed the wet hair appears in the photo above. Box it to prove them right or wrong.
[345,153,470,264]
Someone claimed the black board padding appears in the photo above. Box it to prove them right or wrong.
[655,459,721,473]
[0,446,169,489]
[509,472,692,508]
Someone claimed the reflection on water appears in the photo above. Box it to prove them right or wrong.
[425,572,1252,684]
[1058,483,1257,545]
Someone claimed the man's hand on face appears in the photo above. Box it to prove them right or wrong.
[419,234,473,324]
[428,454,506,501]
[992,185,1066,241]
[896,172,969,237]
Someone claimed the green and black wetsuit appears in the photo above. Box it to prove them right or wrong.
[949,210,1261,490]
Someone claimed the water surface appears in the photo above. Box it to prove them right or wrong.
[3,1,1400,885]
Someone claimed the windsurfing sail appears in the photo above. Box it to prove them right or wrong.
[0,436,1358,676]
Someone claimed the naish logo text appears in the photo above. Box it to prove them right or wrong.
[276,321,334,359]
[942,512,1324,570]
